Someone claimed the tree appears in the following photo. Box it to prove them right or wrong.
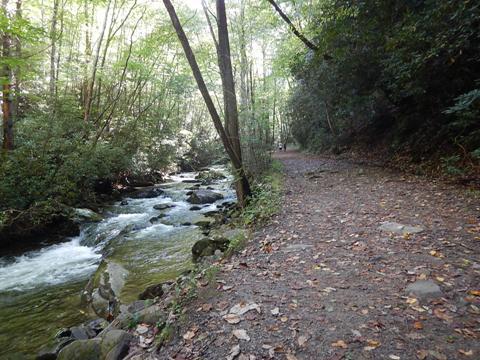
[2,0,14,151]
[162,0,251,207]
[266,0,317,51]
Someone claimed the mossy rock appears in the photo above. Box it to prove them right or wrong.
[192,237,230,262]
[57,339,101,360]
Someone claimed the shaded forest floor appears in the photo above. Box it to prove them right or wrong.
[153,150,479,359]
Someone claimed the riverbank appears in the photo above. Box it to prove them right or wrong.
[0,167,240,358]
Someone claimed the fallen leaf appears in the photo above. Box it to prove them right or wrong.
[232,329,250,341]
[230,302,261,316]
[468,290,480,296]
[223,313,241,324]
[297,335,308,347]
[271,307,280,316]
[459,349,473,356]
[286,354,298,360]
[389,356,401,360]
[280,316,288,323]
[227,344,241,360]
[183,330,196,340]
[406,297,418,305]
[429,250,444,258]
[414,321,423,330]
[202,303,213,312]
[331,340,347,349]
[433,308,453,322]
[417,350,428,359]
[364,339,381,351]
[429,350,447,360]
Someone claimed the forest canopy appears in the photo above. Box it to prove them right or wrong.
[1,0,479,230]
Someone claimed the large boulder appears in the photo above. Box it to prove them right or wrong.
[81,261,129,319]
[187,190,224,204]
[100,330,132,360]
[56,330,131,360]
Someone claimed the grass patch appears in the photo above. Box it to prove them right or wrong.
[240,160,283,226]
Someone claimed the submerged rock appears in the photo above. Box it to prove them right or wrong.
[189,206,202,211]
[187,190,224,204]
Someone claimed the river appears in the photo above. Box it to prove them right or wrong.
[0,168,235,358]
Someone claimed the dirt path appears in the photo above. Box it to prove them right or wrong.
[159,150,480,360]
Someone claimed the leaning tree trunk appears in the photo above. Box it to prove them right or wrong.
[162,0,251,207]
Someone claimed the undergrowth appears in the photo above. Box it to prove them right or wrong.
[240,160,283,226]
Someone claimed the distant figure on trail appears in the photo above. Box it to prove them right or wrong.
[283,143,287,151]
[278,143,283,151]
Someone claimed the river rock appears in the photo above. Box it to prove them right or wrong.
[135,304,167,325]
[406,280,442,301]
[195,170,226,185]
[192,237,230,262]
[153,204,174,211]
[189,206,201,211]
[130,187,164,199]
[194,219,214,229]
[100,330,132,360]
[138,283,164,300]
[120,200,128,206]
[182,179,201,184]
[149,214,167,223]
[187,190,224,204]
[37,338,75,360]
[82,261,129,319]
[57,339,102,360]
[72,208,103,223]
[379,221,424,235]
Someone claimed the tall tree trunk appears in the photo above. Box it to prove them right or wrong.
[162,0,251,207]
[216,0,251,205]
[2,0,14,151]
[49,0,59,101]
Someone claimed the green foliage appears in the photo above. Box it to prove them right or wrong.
[286,0,480,173]
[240,160,283,226]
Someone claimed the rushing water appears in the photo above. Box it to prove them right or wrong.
[0,168,235,358]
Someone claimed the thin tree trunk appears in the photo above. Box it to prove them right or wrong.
[13,0,21,118]
[163,0,251,206]
[266,0,318,51]
[2,0,14,150]
[84,0,111,124]
[49,0,59,101]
